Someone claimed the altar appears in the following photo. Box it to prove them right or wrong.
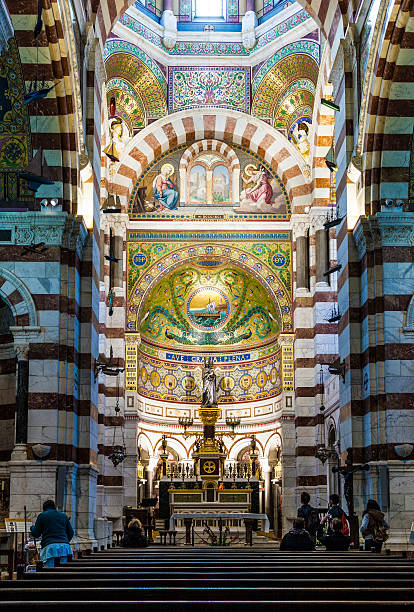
[169,512,270,532]
[156,358,267,544]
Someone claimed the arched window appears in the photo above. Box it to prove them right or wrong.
[187,153,232,205]
[194,0,225,19]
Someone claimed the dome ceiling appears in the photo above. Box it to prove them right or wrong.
[139,262,280,349]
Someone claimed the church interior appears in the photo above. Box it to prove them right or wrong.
[0,0,414,595]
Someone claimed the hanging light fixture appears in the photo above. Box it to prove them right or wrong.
[108,371,126,467]
[315,365,330,464]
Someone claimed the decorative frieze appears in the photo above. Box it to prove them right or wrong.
[353,212,414,260]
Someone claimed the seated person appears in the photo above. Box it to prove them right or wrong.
[321,517,351,551]
[120,518,148,548]
[280,517,314,551]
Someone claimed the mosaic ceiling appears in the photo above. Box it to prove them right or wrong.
[106,77,146,131]
[117,7,312,56]
[0,37,32,201]
[251,52,319,130]
[126,231,293,343]
[136,347,282,404]
[105,51,167,119]
[139,263,280,349]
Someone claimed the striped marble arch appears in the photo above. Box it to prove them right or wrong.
[111,109,311,212]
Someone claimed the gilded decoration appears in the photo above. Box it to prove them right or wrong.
[106,78,146,130]
[136,346,282,404]
[129,143,290,221]
[168,67,250,113]
[251,52,318,128]
[126,231,292,342]
[0,37,32,201]
[139,263,280,349]
[105,51,167,119]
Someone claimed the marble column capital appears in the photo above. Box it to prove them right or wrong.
[278,333,295,347]
[310,212,327,232]
[292,222,309,240]
[126,333,140,347]
[9,326,41,360]
[105,213,129,236]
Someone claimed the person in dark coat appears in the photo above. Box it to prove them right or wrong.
[297,491,320,544]
[120,518,148,548]
[321,518,351,551]
[280,517,314,551]
[30,499,74,568]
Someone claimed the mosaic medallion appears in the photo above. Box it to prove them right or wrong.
[186,287,230,330]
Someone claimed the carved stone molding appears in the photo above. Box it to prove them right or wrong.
[104,213,129,237]
[291,218,309,240]
[10,325,41,361]
[310,211,327,232]
[353,212,414,260]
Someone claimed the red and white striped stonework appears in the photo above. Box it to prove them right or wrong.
[110,110,311,213]
[335,1,414,477]
[179,140,240,173]
[5,0,80,213]
[364,1,414,214]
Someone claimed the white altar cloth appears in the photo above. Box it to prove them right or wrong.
[169,512,270,533]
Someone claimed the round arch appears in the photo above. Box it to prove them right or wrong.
[111,109,311,213]
[136,431,154,456]
[0,267,37,327]
[263,431,282,455]
[179,140,241,205]
[153,435,188,459]
[128,247,292,334]
[228,436,265,460]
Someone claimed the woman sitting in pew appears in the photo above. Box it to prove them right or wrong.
[280,517,314,551]
[120,518,148,548]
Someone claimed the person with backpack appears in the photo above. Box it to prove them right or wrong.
[360,499,389,553]
[297,492,320,544]
[30,499,74,568]
[320,493,349,537]
[321,518,351,551]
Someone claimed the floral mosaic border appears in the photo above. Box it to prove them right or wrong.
[252,40,320,93]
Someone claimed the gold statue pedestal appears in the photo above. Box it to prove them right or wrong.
[192,402,226,480]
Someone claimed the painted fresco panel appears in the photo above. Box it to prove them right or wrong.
[129,144,290,221]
